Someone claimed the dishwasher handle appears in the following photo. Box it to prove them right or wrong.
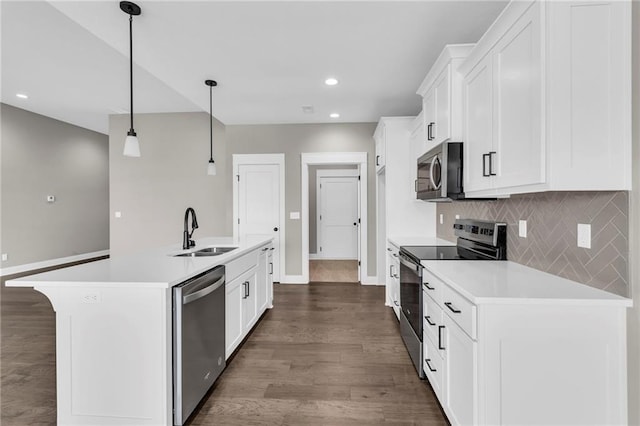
[183,276,224,305]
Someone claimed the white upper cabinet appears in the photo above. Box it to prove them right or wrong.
[546,0,631,190]
[417,44,474,158]
[460,0,631,197]
[374,122,386,173]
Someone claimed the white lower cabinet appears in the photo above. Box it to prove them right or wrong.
[422,267,628,425]
[443,314,476,426]
[225,243,273,359]
[386,241,400,319]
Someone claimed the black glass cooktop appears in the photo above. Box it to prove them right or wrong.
[400,245,491,262]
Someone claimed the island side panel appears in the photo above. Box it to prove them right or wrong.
[37,285,173,426]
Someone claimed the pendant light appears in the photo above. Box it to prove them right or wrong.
[121,1,141,157]
[205,79,218,175]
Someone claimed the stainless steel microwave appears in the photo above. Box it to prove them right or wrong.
[416,142,464,201]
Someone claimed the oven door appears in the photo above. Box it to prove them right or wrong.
[399,252,422,337]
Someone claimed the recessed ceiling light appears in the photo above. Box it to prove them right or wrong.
[330,113,340,118]
[325,78,338,86]
[16,93,28,99]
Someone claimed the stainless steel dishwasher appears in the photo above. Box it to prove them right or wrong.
[173,265,225,425]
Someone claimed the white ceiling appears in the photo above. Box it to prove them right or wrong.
[1,1,508,134]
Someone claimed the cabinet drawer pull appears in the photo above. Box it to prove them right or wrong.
[393,300,400,307]
[489,151,496,176]
[387,248,392,252]
[482,153,490,177]
[261,247,269,252]
[270,247,275,251]
[392,253,398,258]
[444,302,461,313]
[393,274,399,279]
[423,282,435,290]
[425,359,437,372]
[425,316,436,326]
[376,155,380,166]
[438,325,445,350]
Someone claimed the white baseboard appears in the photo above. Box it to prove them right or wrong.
[309,254,321,260]
[278,275,308,284]
[360,275,383,286]
[0,250,110,277]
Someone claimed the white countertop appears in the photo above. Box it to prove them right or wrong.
[422,260,632,307]
[388,235,456,248]
[6,236,273,289]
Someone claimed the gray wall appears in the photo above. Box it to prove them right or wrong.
[309,164,357,255]
[0,103,109,267]
[226,123,377,277]
[628,1,639,422]
[109,112,229,256]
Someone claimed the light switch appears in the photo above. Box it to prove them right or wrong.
[115,211,122,218]
[455,214,460,219]
[1,254,7,262]
[439,214,444,225]
[290,211,300,220]
[577,224,591,249]
[519,220,527,238]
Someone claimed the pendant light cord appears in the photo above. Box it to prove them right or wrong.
[129,14,135,134]
[209,85,213,161]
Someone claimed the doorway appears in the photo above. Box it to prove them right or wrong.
[233,154,285,282]
[301,152,369,284]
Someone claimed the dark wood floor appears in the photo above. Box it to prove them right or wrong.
[1,274,447,425]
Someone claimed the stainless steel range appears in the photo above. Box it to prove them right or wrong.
[398,219,507,377]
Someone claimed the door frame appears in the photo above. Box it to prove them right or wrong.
[232,154,285,282]
[315,169,360,259]
[301,152,369,284]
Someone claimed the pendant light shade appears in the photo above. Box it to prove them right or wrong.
[121,1,142,157]
[205,79,218,176]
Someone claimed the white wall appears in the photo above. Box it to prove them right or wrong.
[0,104,109,268]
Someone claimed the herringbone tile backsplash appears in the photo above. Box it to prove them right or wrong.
[436,191,629,297]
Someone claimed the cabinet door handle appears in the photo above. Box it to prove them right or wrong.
[269,262,273,274]
[262,247,269,252]
[482,153,490,177]
[376,155,380,166]
[425,316,436,326]
[425,359,437,372]
[444,302,461,313]
[389,265,394,278]
[438,325,445,350]
[427,122,435,141]
[270,247,275,251]
[423,282,435,290]
[387,247,392,252]
[394,300,400,307]
[393,274,399,279]
[392,253,398,258]
[415,179,418,192]
[242,282,247,299]
[489,151,497,176]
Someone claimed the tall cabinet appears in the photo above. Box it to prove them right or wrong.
[375,117,436,309]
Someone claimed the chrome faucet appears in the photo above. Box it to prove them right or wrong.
[182,207,199,250]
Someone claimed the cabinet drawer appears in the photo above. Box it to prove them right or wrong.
[442,285,477,339]
[423,291,444,354]
[226,249,259,283]
[423,331,443,399]
[422,269,443,305]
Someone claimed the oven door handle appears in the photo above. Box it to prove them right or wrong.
[399,252,422,272]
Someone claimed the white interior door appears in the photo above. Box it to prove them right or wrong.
[318,174,358,259]
[237,162,281,281]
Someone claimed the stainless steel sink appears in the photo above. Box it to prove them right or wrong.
[174,247,237,257]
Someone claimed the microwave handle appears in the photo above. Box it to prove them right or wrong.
[430,156,442,190]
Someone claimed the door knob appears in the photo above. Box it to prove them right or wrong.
[273,227,278,231]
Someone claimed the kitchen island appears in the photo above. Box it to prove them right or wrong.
[5,235,274,426]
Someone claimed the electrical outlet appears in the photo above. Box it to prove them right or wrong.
[46,195,55,203]
[1,253,7,262]
[81,292,101,304]
[577,224,591,249]
[455,214,460,220]
[439,214,444,225]
[290,211,300,220]
[519,220,527,238]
